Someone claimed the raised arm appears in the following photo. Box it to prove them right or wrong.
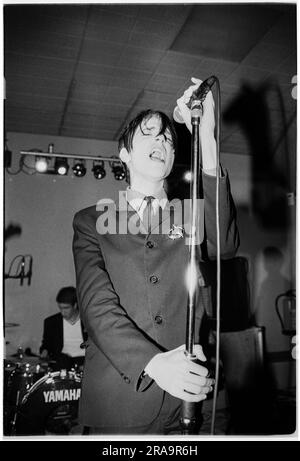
[176,77,239,260]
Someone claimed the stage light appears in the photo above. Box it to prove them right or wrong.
[113,165,126,180]
[183,171,192,182]
[54,157,69,176]
[110,157,126,181]
[35,156,49,173]
[19,149,130,180]
[92,161,106,180]
[72,160,86,177]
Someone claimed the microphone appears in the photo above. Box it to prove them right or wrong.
[173,76,217,124]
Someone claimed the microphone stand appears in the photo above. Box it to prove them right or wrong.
[20,256,25,286]
[180,100,203,435]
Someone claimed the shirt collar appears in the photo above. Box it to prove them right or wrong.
[126,187,168,214]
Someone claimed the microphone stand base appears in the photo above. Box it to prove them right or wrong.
[180,417,197,435]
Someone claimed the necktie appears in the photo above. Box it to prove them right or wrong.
[143,196,155,234]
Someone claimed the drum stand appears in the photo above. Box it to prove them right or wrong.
[9,390,21,435]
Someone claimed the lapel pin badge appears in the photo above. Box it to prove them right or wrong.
[168,224,184,240]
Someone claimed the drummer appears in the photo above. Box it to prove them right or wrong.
[40,286,87,370]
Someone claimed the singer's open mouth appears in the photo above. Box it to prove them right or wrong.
[149,149,165,163]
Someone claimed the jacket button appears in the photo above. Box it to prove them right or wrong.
[150,275,159,284]
[146,241,154,249]
[154,315,163,325]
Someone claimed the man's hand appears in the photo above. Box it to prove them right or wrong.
[176,77,217,173]
[144,344,214,402]
[176,77,215,134]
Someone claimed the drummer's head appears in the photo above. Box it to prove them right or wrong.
[56,286,78,321]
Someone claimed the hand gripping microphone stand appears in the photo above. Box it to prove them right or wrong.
[180,77,221,435]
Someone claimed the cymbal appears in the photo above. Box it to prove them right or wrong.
[5,322,20,328]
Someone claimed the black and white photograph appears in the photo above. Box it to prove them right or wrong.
[2,1,297,441]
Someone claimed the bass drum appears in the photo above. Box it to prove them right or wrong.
[15,370,82,435]
[4,360,47,435]
[4,360,17,435]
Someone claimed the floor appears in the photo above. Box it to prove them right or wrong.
[199,387,296,436]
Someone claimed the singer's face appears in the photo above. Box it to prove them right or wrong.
[122,115,175,182]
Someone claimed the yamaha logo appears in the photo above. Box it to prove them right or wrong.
[43,388,81,403]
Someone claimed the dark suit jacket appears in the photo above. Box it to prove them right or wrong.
[40,312,87,359]
[72,171,239,428]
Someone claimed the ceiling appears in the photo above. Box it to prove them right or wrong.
[4,3,297,161]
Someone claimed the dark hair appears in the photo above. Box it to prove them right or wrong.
[118,109,178,153]
[56,286,77,306]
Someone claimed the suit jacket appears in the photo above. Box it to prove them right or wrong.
[72,171,239,428]
[40,312,87,359]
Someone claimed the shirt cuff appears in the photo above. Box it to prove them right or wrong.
[202,165,224,177]
[136,369,154,392]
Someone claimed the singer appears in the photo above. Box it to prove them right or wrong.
[72,77,239,435]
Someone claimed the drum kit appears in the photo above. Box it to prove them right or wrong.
[4,348,83,436]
